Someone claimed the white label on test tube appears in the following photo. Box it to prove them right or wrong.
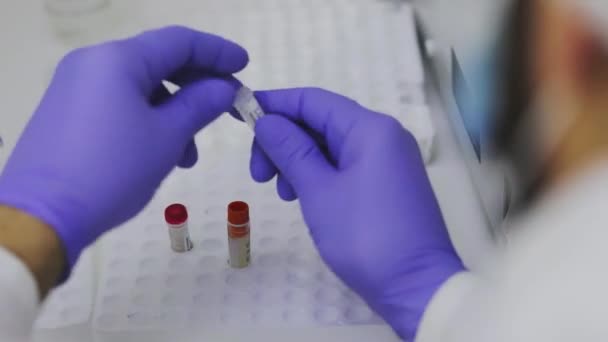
[228,223,250,268]
[233,86,265,130]
[168,222,193,253]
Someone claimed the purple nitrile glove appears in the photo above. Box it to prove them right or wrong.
[0,26,248,271]
[248,88,465,340]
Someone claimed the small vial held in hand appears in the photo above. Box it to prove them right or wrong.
[233,86,265,130]
[165,203,193,252]
[227,201,251,268]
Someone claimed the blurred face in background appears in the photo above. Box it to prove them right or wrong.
[493,0,608,208]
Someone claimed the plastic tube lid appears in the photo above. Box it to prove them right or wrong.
[165,203,188,226]
[228,201,249,225]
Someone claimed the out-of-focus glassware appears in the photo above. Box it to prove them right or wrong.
[44,0,115,47]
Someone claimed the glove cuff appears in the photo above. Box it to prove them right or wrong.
[0,187,85,282]
[371,258,465,341]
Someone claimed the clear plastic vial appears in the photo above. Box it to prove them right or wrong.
[233,86,266,130]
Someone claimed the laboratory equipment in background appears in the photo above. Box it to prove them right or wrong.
[416,0,513,239]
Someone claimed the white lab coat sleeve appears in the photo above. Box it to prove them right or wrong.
[416,164,608,342]
[0,246,39,341]
[415,237,608,342]
[415,272,481,342]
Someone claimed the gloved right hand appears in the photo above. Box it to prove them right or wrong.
[249,88,465,341]
[0,26,247,274]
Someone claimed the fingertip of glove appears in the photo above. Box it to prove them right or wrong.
[250,162,276,183]
[199,79,241,113]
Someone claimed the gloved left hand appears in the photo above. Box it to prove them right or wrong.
[0,26,249,271]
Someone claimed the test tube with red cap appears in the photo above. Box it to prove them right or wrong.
[227,201,251,268]
[165,203,193,252]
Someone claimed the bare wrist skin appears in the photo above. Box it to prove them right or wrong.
[0,205,66,299]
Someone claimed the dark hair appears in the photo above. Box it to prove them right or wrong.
[492,0,546,208]
[492,0,535,154]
